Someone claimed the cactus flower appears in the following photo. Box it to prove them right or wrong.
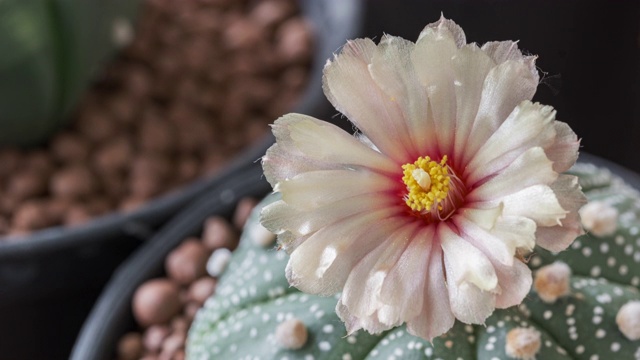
[260,16,586,341]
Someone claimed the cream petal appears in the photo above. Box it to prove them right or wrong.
[536,175,586,252]
[495,184,568,227]
[452,44,495,163]
[263,143,339,188]
[465,101,557,186]
[440,223,498,292]
[412,19,459,155]
[453,214,513,266]
[340,223,420,321]
[286,210,408,296]
[378,226,435,326]
[459,204,503,230]
[462,58,540,166]
[491,215,537,253]
[336,299,389,335]
[406,244,455,341]
[493,259,532,309]
[418,15,466,48]
[468,147,558,201]
[369,34,434,156]
[277,169,397,210]
[261,193,398,238]
[322,38,412,162]
[481,40,525,64]
[440,223,497,324]
[544,121,580,173]
[272,113,397,173]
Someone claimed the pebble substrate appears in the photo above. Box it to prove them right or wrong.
[0,0,312,239]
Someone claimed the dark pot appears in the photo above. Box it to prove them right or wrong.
[0,0,364,358]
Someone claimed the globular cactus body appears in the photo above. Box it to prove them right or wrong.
[188,163,640,359]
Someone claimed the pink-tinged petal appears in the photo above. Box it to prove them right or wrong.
[378,226,435,326]
[451,44,495,164]
[545,121,580,173]
[369,35,433,157]
[286,210,409,296]
[322,39,412,162]
[263,143,339,189]
[453,214,513,266]
[417,15,467,48]
[412,19,459,155]
[340,223,420,324]
[406,244,455,341]
[468,147,558,201]
[261,193,397,239]
[493,259,532,309]
[336,299,388,335]
[270,114,397,175]
[276,169,397,210]
[436,223,498,324]
[494,184,568,227]
[459,204,503,230]
[481,40,525,64]
[440,223,498,292]
[491,215,537,254]
[465,101,557,186]
[536,175,586,252]
[462,58,540,165]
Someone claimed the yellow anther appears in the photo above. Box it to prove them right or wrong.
[402,155,450,213]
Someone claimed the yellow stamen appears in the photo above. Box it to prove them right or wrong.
[401,155,451,212]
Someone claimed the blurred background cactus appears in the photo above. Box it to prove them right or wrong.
[0,0,139,145]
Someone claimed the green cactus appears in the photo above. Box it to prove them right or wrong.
[188,162,640,359]
[0,0,140,145]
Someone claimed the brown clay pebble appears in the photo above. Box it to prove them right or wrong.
[133,279,182,327]
[51,133,90,163]
[159,331,186,359]
[184,301,201,323]
[165,239,210,285]
[50,166,96,199]
[143,325,171,353]
[7,170,47,200]
[188,277,217,305]
[233,198,258,229]
[202,216,237,250]
[117,332,144,360]
[13,201,51,230]
[93,137,133,174]
[171,316,189,334]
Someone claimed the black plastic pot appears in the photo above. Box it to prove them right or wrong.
[0,0,364,358]
[70,152,640,360]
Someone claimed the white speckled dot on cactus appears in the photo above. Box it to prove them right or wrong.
[187,163,640,359]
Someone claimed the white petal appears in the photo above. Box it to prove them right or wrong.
[418,15,466,48]
[439,223,497,325]
[493,259,532,309]
[412,19,459,155]
[406,244,455,341]
[277,169,396,210]
[481,40,525,64]
[462,58,539,165]
[452,44,495,163]
[459,204,503,230]
[440,223,498,291]
[378,226,435,326]
[369,34,433,156]
[544,121,580,173]
[286,210,408,296]
[453,214,513,266]
[263,143,339,188]
[497,184,568,227]
[491,215,537,253]
[340,223,420,321]
[535,175,586,252]
[466,101,557,186]
[322,38,412,162]
[336,299,388,335]
[261,193,397,238]
[468,147,558,201]
[272,113,396,173]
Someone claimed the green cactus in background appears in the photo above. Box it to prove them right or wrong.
[188,162,640,359]
[0,0,139,145]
